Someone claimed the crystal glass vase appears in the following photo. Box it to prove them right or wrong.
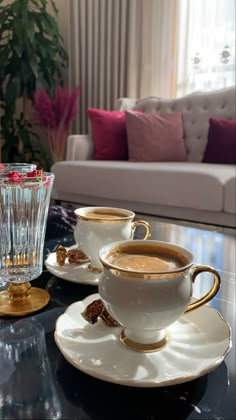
[0,163,37,173]
[0,170,54,315]
[0,163,37,288]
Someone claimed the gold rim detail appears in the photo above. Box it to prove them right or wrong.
[108,268,187,279]
[120,330,168,353]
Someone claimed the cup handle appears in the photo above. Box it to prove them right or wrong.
[132,220,151,240]
[185,265,221,313]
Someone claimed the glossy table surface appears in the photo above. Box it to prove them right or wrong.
[0,206,235,419]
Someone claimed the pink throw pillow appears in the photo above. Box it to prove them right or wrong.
[202,118,236,164]
[125,111,186,162]
[87,108,128,160]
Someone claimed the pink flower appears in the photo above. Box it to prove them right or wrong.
[27,169,45,179]
[27,169,51,185]
[2,170,51,187]
[6,171,24,183]
[33,85,80,163]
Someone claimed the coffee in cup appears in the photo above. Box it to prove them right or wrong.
[108,244,187,272]
[98,240,221,352]
[74,207,151,272]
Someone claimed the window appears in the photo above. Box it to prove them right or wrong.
[177,0,235,96]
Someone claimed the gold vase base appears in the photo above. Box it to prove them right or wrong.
[120,330,168,353]
[0,283,50,316]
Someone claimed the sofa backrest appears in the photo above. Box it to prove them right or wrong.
[115,87,236,162]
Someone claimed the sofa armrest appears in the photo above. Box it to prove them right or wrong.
[66,134,94,161]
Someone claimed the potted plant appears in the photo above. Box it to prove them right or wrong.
[0,0,68,167]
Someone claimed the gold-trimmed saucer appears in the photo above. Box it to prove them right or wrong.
[45,245,101,285]
[54,293,232,387]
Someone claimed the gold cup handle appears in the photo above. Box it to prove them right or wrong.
[185,265,221,313]
[132,220,151,240]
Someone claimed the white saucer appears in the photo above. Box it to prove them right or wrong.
[54,293,232,388]
[45,246,100,285]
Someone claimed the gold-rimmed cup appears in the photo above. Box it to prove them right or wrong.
[98,239,221,352]
[74,207,151,272]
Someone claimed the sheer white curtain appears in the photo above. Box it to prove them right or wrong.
[176,0,235,96]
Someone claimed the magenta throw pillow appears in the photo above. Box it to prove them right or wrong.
[203,118,236,164]
[87,108,129,160]
[125,111,186,162]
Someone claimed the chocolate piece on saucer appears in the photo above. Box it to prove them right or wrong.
[81,299,120,327]
[56,245,68,266]
[100,307,120,327]
[81,299,104,324]
[67,249,90,264]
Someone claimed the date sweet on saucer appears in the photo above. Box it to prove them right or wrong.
[67,248,90,264]
[56,245,90,266]
[56,245,68,266]
[81,299,120,327]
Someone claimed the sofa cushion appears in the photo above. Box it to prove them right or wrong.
[224,177,236,214]
[203,118,236,164]
[52,161,234,212]
[116,87,236,162]
[125,111,186,162]
[87,108,128,160]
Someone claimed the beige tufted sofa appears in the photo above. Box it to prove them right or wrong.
[51,87,236,228]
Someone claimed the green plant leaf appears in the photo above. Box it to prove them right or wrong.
[13,43,23,58]
[5,77,21,106]
[31,0,47,8]
[32,11,43,32]
[0,47,10,67]
[26,18,35,43]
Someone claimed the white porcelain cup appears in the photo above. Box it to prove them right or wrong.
[98,240,221,352]
[74,207,151,272]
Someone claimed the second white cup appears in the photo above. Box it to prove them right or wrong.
[74,206,151,272]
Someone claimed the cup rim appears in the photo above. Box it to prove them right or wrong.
[99,239,194,275]
[74,206,135,222]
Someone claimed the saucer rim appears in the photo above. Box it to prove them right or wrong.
[54,293,232,388]
[45,246,99,285]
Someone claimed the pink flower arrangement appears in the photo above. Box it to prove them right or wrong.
[33,85,80,163]
[2,170,51,187]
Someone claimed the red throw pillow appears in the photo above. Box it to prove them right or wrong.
[203,118,236,164]
[87,108,128,160]
[125,111,186,162]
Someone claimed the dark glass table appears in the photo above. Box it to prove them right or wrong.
[0,206,235,419]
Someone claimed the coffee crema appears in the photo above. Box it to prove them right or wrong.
[107,245,189,272]
[82,209,131,219]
